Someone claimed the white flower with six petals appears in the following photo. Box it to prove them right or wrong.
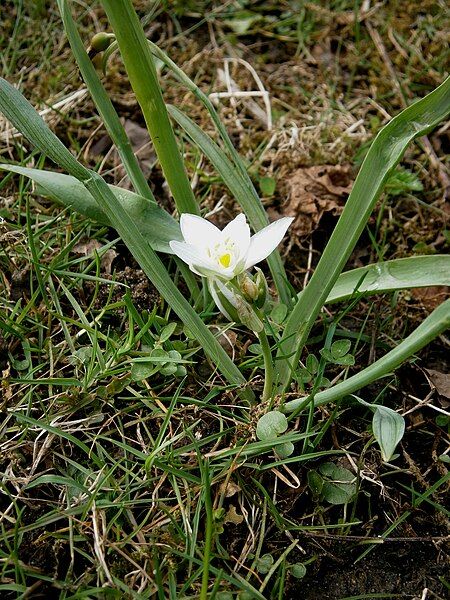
[169,213,293,281]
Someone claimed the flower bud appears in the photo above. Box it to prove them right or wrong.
[253,267,268,309]
[90,32,115,53]
[240,275,259,302]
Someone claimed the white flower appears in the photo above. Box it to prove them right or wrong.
[169,213,293,281]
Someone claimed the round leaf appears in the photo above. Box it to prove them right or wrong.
[256,411,288,441]
[290,563,307,579]
[256,553,274,574]
[275,441,295,458]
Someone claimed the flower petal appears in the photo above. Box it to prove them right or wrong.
[244,217,294,270]
[169,240,212,270]
[169,241,226,279]
[180,214,221,248]
[222,214,251,254]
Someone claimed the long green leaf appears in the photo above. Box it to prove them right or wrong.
[0,77,251,399]
[321,255,450,304]
[283,298,450,413]
[56,0,153,201]
[0,164,182,253]
[100,0,199,216]
[276,76,450,389]
[168,104,291,305]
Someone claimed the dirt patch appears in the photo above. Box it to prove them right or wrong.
[295,541,449,599]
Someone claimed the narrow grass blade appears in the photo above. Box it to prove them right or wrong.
[0,164,182,254]
[168,104,291,305]
[0,77,251,398]
[100,0,199,216]
[56,0,153,201]
[319,255,450,304]
[276,76,450,389]
[283,298,450,413]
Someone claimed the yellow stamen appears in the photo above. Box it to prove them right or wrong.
[219,253,231,268]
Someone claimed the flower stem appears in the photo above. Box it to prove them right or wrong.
[258,329,274,404]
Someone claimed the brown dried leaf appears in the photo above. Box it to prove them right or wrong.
[1,365,12,402]
[219,480,241,498]
[426,369,450,400]
[90,119,155,190]
[223,505,244,525]
[72,239,117,275]
[273,164,353,237]
[117,120,155,187]
[211,327,237,358]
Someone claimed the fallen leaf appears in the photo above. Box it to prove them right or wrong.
[273,164,353,237]
[91,119,155,190]
[219,480,241,498]
[223,505,244,525]
[426,369,450,399]
[72,239,117,275]
[211,327,238,358]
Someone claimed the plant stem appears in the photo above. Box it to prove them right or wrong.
[258,329,274,404]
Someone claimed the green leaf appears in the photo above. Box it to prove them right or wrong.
[100,0,199,215]
[413,241,436,255]
[0,165,182,254]
[320,342,354,366]
[256,411,288,440]
[352,397,406,462]
[270,303,288,324]
[319,348,335,363]
[331,339,352,358]
[319,462,357,505]
[372,405,405,462]
[333,354,355,366]
[290,563,307,579]
[159,322,177,343]
[385,167,423,196]
[307,470,324,496]
[275,441,295,458]
[277,76,450,390]
[256,553,274,574]
[216,593,234,600]
[57,0,153,200]
[225,12,261,34]
[306,354,319,374]
[131,362,158,381]
[259,175,276,197]
[284,299,450,413]
[322,255,450,305]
